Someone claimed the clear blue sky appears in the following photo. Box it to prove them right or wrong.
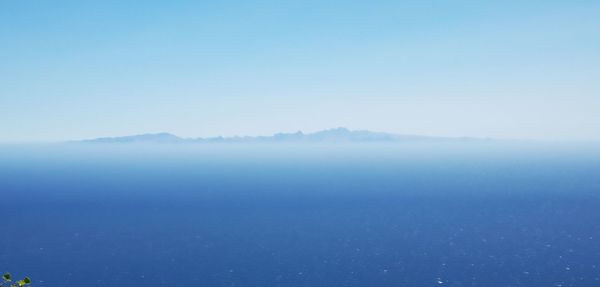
[1,0,599,141]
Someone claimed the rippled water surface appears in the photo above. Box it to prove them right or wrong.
[1,143,599,286]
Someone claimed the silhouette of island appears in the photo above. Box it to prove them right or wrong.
[81,127,484,143]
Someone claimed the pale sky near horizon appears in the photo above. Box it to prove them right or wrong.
[1,0,599,142]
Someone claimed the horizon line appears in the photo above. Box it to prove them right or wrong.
[1,127,598,144]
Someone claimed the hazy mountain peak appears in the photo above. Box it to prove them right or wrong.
[80,128,482,143]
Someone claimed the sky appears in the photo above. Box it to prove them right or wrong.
[1,0,599,142]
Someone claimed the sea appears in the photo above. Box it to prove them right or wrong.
[1,142,599,286]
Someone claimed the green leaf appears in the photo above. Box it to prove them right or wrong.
[16,280,24,287]
[22,278,30,284]
[2,273,10,281]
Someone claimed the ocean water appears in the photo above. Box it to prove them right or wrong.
[1,143,600,287]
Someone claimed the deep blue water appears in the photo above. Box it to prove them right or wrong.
[1,143,600,286]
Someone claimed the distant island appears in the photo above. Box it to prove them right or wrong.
[79,128,486,144]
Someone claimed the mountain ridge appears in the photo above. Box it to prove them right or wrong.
[79,128,487,143]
